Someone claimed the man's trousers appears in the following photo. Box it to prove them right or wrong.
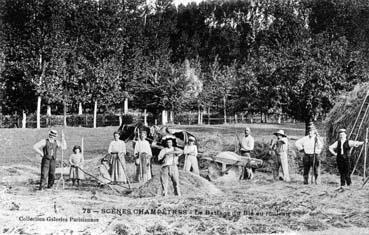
[337,157,351,186]
[303,154,320,184]
[273,153,290,182]
[40,157,56,189]
[160,165,180,196]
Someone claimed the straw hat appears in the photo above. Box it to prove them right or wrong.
[188,136,196,142]
[162,135,176,141]
[273,130,287,137]
[49,130,58,138]
[338,129,346,133]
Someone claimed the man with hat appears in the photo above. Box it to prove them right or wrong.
[270,130,290,182]
[329,128,364,190]
[295,126,324,184]
[33,130,67,190]
[239,127,255,180]
[158,135,183,196]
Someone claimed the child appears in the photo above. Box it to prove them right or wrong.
[69,145,84,186]
[183,136,199,175]
[98,156,112,186]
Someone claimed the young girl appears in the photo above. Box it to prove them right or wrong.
[183,136,199,175]
[69,145,84,186]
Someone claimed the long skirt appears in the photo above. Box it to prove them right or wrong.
[69,166,85,180]
[111,153,127,183]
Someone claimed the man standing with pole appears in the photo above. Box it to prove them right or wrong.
[296,126,324,184]
[33,130,67,190]
[238,127,255,180]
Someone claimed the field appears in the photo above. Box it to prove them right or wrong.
[1,123,369,235]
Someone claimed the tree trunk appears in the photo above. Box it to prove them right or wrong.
[93,100,98,128]
[119,115,122,126]
[36,96,41,129]
[223,96,227,124]
[63,102,67,127]
[78,102,83,115]
[278,113,282,124]
[162,110,168,125]
[200,110,203,125]
[208,106,210,125]
[197,105,201,125]
[260,112,263,123]
[22,110,26,129]
[169,110,174,123]
[144,109,148,126]
[46,105,51,116]
[235,114,237,124]
[305,117,312,136]
[124,98,128,114]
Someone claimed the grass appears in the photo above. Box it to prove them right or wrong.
[0,123,310,166]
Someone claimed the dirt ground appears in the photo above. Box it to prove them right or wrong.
[1,124,369,235]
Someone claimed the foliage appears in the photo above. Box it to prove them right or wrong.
[1,0,369,124]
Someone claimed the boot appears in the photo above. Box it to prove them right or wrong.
[303,175,309,185]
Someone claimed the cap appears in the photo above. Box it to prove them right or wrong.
[49,130,58,138]
[273,130,287,137]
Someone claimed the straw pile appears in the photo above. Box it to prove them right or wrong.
[130,165,222,197]
[325,83,369,172]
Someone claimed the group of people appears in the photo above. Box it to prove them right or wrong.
[33,125,363,194]
[239,126,363,190]
[33,129,200,196]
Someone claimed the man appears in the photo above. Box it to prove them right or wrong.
[239,127,255,180]
[33,130,67,190]
[270,130,290,182]
[134,130,153,183]
[158,135,183,196]
[329,129,363,190]
[295,127,324,184]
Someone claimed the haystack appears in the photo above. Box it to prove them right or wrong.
[130,165,222,197]
[325,83,369,173]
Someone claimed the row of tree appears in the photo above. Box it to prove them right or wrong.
[1,0,369,130]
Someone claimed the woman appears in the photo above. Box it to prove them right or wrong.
[183,136,199,175]
[69,145,84,186]
[158,135,183,196]
[108,131,127,184]
[134,130,153,183]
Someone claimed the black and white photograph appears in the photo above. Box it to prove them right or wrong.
[1,0,369,234]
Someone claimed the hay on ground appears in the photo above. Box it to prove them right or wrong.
[130,165,222,197]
